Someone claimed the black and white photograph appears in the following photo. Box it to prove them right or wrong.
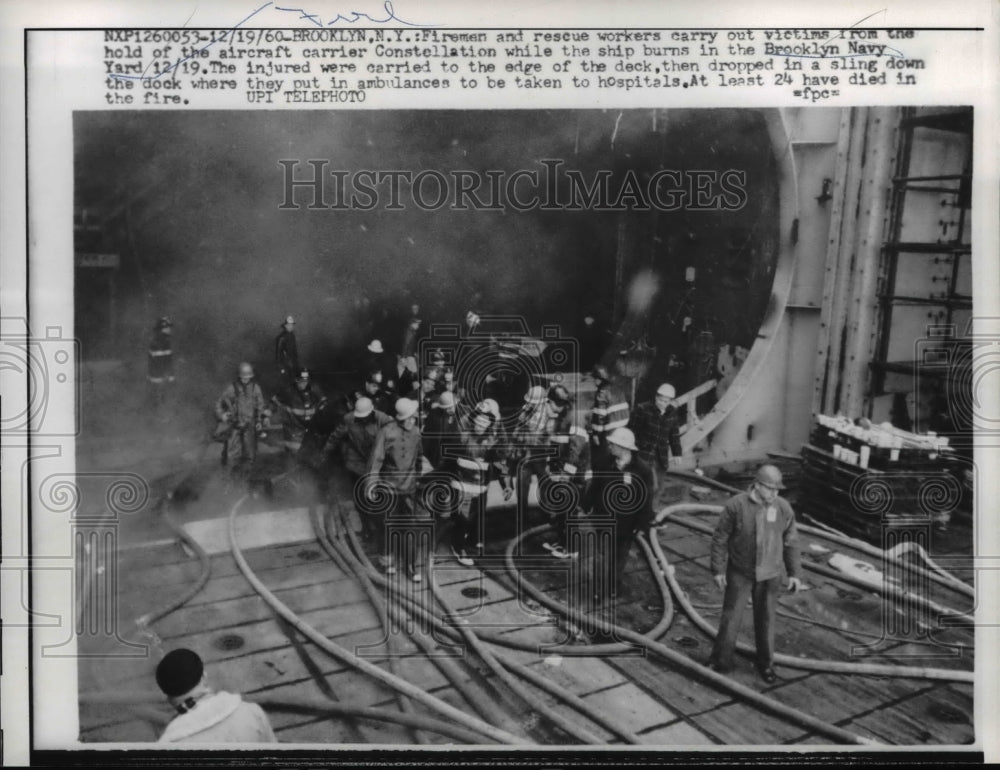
[66,105,977,749]
[2,1,997,765]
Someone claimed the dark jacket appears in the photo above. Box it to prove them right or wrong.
[629,401,682,470]
[423,408,462,469]
[584,453,655,529]
[334,410,393,476]
[275,330,298,375]
[147,331,174,382]
[710,490,802,582]
[367,420,423,495]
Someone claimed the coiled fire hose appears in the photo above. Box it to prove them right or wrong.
[311,503,528,739]
[502,524,874,745]
[324,504,643,744]
[227,493,531,746]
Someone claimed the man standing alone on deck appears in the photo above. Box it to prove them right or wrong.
[708,464,804,683]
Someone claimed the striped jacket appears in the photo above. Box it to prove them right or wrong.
[589,382,630,441]
[449,427,511,498]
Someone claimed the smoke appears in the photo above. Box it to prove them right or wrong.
[74,108,779,410]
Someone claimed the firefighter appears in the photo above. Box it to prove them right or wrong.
[271,367,327,456]
[540,403,591,560]
[147,316,175,417]
[588,364,631,454]
[423,391,462,470]
[349,370,393,416]
[511,384,570,519]
[449,401,513,565]
[401,314,422,360]
[583,427,655,601]
[333,396,393,545]
[275,316,299,387]
[214,363,271,483]
[365,398,428,582]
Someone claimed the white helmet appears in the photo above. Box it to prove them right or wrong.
[607,427,638,452]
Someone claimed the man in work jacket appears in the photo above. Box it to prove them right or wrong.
[511,384,570,521]
[628,382,684,489]
[708,464,804,683]
[583,427,654,601]
[214,362,270,481]
[156,648,277,744]
[448,402,513,566]
[333,396,393,544]
[365,398,427,583]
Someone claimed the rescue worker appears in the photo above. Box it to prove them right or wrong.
[365,398,427,582]
[423,391,462,470]
[155,648,277,743]
[708,464,803,683]
[401,314,422,360]
[350,370,393,416]
[333,396,393,545]
[275,316,299,387]
[271,367,327,456]
[449,401,514,565]
[511,385,555,511]
[364,339,394,387]
[629,382,684,488]
[583,427,654,600]
[588,364,631,453]
[147,316,175,416]
[214,362,270,483]
[540,404,591,560]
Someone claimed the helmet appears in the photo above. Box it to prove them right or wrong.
[155,648,204,697]
[395,398,419,421]
[155,316,172,331]
[547,384,571,407]
[755,464,786,490]
[607,427,638,452]
[591,364,611,383]
[295,367,310,382]
[656,383,676,400]
[368,339,384,354]
[283,315,295,326]
[524,385,546,405]
[353,397,374,418]
[434,391,456,410]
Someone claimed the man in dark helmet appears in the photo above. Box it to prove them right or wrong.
[275,315,299,387]
[155,648,277,743]
[147,316,175,418]
[707,464,804,684]
[587,364,630,454]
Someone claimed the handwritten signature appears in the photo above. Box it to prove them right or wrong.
[274,0,438,27]
[108,0,437,82]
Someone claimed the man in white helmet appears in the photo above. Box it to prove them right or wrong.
[628,382,684,488]
[333,395,393,544]
[708,463,804,683]
[582,426,655,600]
[365,397,428,582]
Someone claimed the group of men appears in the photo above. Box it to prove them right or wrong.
[206,311,803,683]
